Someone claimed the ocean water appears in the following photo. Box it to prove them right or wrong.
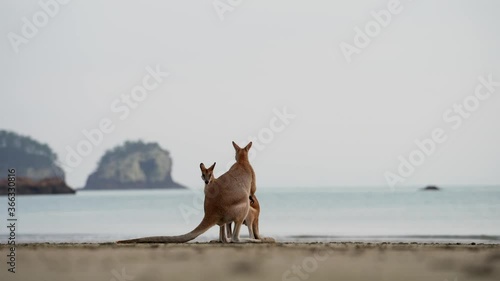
[1,186,499,244]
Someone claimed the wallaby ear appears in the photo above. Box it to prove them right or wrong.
[232,141,241,150]
[244,142,252,151]
[200,163,206,170]
[208,162,216,171]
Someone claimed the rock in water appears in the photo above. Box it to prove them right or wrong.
[84,141,186,190]
[0,177,74,195]
[0,130,74,195]
[421,185,440,191]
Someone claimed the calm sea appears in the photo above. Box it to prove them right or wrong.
[1,186,499,244]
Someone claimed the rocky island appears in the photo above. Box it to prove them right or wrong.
[421,185,441,191]
[0,130,75,195]
[84,141,186,190]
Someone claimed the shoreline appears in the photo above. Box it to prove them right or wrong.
[1,242,499,281]
[2,234,500,245]
[2,241,500,247]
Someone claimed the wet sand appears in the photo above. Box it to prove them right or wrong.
[1,242,499,281]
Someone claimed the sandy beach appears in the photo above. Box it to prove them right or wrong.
[1,242,499,281]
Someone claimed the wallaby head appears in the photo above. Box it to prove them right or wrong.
[200,162,216,184]
[232,141,252,162]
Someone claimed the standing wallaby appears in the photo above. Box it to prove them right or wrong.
[200,162,261,241]
[117,141,256,243]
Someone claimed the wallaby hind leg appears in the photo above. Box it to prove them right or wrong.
[231,221,243,243]
[247,219,254,238]
[252,217,261,239]
[219,225,230,243]
[226,222,232,239]
[231,221,261,243]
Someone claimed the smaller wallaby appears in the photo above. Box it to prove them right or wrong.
[200,162,230,242]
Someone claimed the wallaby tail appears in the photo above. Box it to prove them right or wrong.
[117,216,216,244]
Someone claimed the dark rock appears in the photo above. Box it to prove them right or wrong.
[84,141,186,190]
[0,177,75,195]
[421,185,440,191]
[0,130,73,195]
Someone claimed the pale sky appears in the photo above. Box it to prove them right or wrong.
[1,0,499,189]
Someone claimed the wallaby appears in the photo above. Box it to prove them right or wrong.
[200,162,230,243]
[117,141,256,243]
[200,162,261,241]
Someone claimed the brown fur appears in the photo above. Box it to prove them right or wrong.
[245,195,261,239]
[117,141,255,244]
[201,162,261,241]
[232,142,261,239]
[200,162,230,243]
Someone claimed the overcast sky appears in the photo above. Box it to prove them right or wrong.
[1,0,499,189]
